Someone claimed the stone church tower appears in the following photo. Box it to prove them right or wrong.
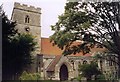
[11,2,41,72]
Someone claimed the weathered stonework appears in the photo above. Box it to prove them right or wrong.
[11,2,41,54]
[40,55,93,80]
[11,2,41,73]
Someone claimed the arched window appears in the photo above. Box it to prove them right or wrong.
[83,60,87,64]
[25,15,30,23]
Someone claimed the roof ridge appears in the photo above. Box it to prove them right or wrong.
[41,37,49,39]
[46,55,62,72]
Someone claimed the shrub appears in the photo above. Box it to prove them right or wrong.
[19,71,41,80]
[96,74,105,80]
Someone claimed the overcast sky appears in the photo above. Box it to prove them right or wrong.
[0,0,66,38]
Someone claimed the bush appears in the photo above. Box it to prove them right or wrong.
[96,74,105,80]
[19,71,41,80]
[76,76,82,81]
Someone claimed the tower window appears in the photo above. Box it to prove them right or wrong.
[25,15,30,23]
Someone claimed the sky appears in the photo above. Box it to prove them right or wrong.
[0,0,66,38]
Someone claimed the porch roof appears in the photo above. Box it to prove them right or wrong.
[46,55,61,72]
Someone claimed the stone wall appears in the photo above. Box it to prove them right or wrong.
[41,55,93,80]
[11,2,41,54]
[11,2,41,73]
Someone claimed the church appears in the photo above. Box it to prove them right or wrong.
[11,2,119,80]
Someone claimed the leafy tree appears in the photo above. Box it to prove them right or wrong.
[10,33,37,77]
[50,2,120,77]
[78,62,101,80]
[2,6,37,80]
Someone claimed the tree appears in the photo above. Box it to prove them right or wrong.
[1,5,18,80]
[50,2,120,78]
[10,34,37,78]
[78,62,101,80]
[1,6,37,80]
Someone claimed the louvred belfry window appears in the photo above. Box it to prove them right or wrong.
[25,15,30,23]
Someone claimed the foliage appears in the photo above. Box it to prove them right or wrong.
[2,5,18,79]
[50,1,120,77]
[75,75,82,81]
[10,33,37,72]
[50,1,120,57]
[78,62,101,80]
[1,9,17,41]
[19,71,41,80]
[96,74,105,80]
[3,33,37,80]
[2,5,37,80]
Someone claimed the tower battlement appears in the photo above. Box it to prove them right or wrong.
[14,2,41,14]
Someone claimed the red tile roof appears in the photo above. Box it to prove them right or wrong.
[41,38,63,55]
[47,55,61,72]
[41,38,105,56]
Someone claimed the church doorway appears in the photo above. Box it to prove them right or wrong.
[59,64,68,81]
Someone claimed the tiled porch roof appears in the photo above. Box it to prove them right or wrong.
[46,55,61,72]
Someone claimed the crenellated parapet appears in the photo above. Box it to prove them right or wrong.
[14,2,41,14]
